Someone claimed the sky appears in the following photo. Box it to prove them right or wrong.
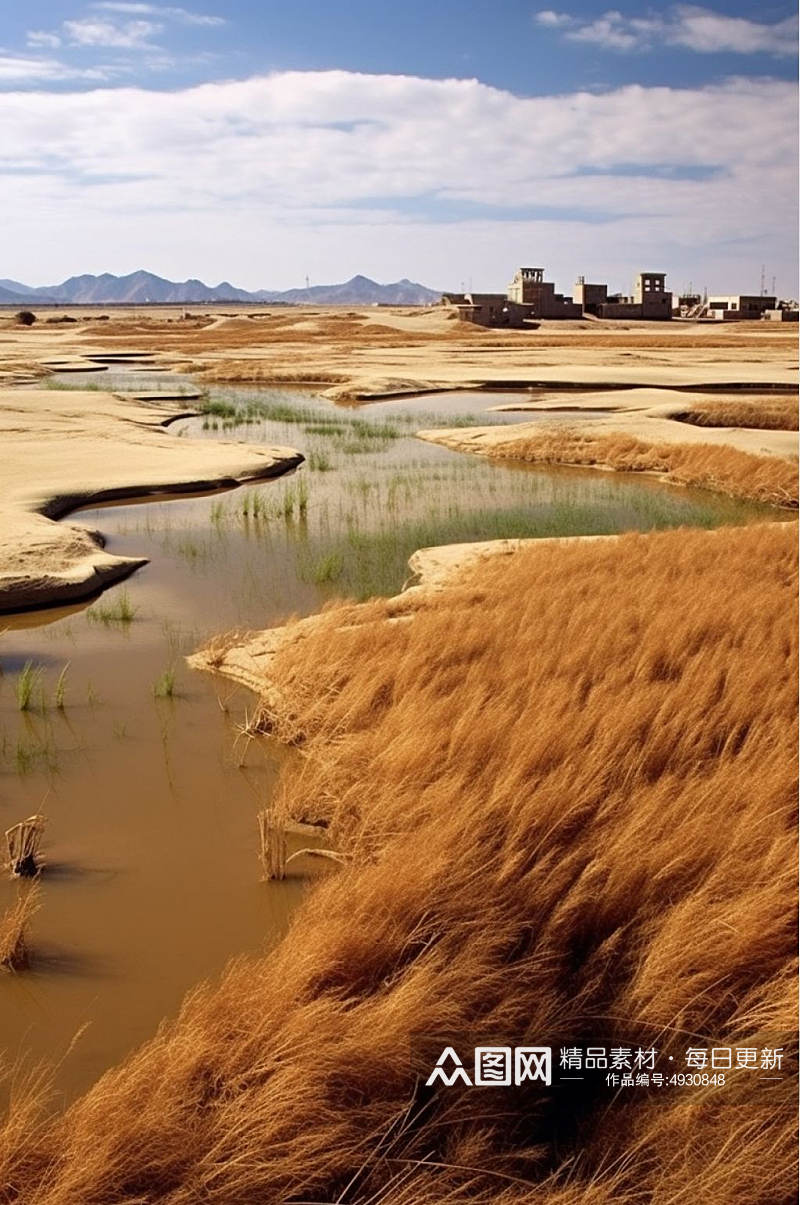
[0,2,797,295]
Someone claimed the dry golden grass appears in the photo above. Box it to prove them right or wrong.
[482,429,798,507]
[671,397,798,431]
[0,523,795,1203]
[0,886,40,972]
[67,310,798,357]
[198,363,350,386]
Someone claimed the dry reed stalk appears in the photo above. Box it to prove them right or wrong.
[257,810,287,880]
[0,885,41,971]
[4,816,46,878]
[483,429,798,507]
[285,848,349,869]
[257,810,342,879]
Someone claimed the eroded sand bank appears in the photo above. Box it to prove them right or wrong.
[188,534,616,697]
[417,407,797,461]
[2,305,796,401]
[0,388,302,611]
[1,308,795,608]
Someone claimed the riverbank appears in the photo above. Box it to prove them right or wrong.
[0,314,795,1200]
[417,423,798,507]
[3,520,794,1203]
[0,388,302,610]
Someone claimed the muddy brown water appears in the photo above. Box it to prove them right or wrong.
[0,377,783,1104]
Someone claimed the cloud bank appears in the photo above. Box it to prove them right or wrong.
[0,70,795,292]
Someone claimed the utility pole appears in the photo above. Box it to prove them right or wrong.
[760,264,766,296]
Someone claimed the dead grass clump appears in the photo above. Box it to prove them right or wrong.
[4,816,46,878]
[671,397,798,431]
[484,429,798,507]
[0,524,795,1202]
[199,629,251,670]
[0,886,41,971]
[198,363,347,386]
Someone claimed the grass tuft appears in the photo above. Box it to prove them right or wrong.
[87,590,137,627]
[15,663,43,712]
[153,667,176,698]
[0,886,40,971]
[54,664,69,710]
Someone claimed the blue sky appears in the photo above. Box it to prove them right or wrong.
[0,3,797,293]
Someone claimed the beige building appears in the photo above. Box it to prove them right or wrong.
[442,266,672,326]
[574,272,673,321]
[439,291,536,328]
[507,268,582,318]
[707,294,777,320]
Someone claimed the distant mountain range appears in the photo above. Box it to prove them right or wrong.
[0,270,441,307]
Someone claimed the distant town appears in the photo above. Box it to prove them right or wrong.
[442,267,799,327]
[1,266,797,321]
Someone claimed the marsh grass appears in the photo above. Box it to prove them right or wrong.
[198,392,403,454]
[292,483,732,600]
[484,429,799,508]
[12,730,58,776]
[210,498,229,525]
[15,663,43,712]
[153,666,177,698]
[0,885,41,971]
[54,664,69,710]
[87,590,137,627]
[45,379,103,392]
[672,397,798,432]
[0,523,793,1201]
[308,552,344,584]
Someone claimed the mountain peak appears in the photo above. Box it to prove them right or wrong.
[0,271,442,307]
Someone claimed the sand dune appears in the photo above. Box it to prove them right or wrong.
[0,388,301,611]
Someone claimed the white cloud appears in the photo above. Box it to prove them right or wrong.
[92,3,226,25]
[535,10,573,28]
[0,54,110,82]
[26,5,223,59]
[63,18,163,48]
[535,5,799,57]
[27,31,63,50]
[0,71,795,293]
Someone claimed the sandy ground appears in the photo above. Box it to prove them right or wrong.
[0,388,301,611]
[0,306,795,610]
[1,306,796,401]
[188,532,624,698]
[418,404,797,461]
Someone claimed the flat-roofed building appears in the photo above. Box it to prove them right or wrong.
[507,268,582,318]
[573,278,608,315]
[439,291,537,328]
[574,272,672,320]
[707,294,777,320]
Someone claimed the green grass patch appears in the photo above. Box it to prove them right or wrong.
[153,667,176,698]
[16,662,44,712]
[87,590,137,627]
